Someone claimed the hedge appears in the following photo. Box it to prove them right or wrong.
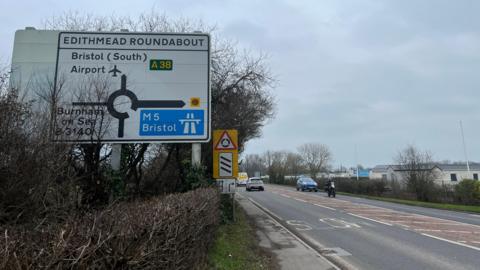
[1,188,220,270]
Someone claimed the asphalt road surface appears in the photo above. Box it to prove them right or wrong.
[239,184,480,270]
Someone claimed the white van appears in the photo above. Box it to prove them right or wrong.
[237,172,249,186]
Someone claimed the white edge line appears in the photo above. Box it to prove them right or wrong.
[314,204,336,211]
[247,197,342,270]
[296,199,307,203]
[421,233,480,251]
[348,213,393,226]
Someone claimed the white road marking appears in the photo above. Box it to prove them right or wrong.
[270,185,480,252]
[401,218,480,229]
[296,198,308,203]
[367,214,413,218]
[280,194,291,198]
[323,247,352,257]
[246,198,342,270]
[421,233,480,251]
[344,208,392,212]
[414,229,477,234]
[347,213,393,226]
[392,220,469,226]
[286,220,313,231]
[319,218,361,229]
[314,203,336,211]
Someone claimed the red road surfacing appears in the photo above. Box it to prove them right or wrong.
[267,185,480,250]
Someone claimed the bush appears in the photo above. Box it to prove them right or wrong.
[0,188,220,270]
[220,194,234,224]
[0,89,79,224]
[454,179,480,205]
[333,178,386,196]
[181,161,214,192]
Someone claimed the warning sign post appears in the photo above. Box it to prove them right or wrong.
[213,129,238,179]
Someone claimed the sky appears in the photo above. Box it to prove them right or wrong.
[2,0,480,167]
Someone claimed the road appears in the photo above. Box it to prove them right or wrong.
[239,184,480,270]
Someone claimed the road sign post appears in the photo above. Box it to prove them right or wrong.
[213,130,238,179]
[111,144,122,170]
[192,143,201,166]
[213,129,238,221]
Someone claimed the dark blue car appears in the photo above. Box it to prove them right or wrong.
[296,177,318,192]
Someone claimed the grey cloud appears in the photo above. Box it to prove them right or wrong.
[2,0,480,167]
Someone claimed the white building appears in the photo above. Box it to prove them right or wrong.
[370,164,480,185]
[434,164,480,184]
[369,165,393,180]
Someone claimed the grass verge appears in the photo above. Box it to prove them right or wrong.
[338,192,480,214]
[208,204,274,270]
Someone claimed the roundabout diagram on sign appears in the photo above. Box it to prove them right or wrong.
[72,74,185,137]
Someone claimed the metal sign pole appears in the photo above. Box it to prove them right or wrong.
[212,130,239,222]
[111,144,122,171]
[192,143,201,166]
[232,192,236,222]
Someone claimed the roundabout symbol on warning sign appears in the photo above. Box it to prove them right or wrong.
[213,129,238,179]
[215,131,237,150]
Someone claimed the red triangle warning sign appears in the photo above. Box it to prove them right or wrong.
[215,131,237,150]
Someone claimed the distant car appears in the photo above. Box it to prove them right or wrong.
[296,177,318,192]
[246,177,264,191]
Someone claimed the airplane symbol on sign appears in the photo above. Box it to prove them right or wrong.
[108,65,122,77]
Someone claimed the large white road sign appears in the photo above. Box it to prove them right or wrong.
[11,30,210,143]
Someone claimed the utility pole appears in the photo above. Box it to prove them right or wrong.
[460,120,470,172]
[355,144,359,180]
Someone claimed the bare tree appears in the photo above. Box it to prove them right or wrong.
[395,145,438,201]
[262,151,288,183]
[285,152,304,179]
[0,66,9,96]
[33,71,117,205]
[298,143,332,179]
[43,11,276,189]
[1,69,80,222]
[241,154,266,177]
[211,50,276,152]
